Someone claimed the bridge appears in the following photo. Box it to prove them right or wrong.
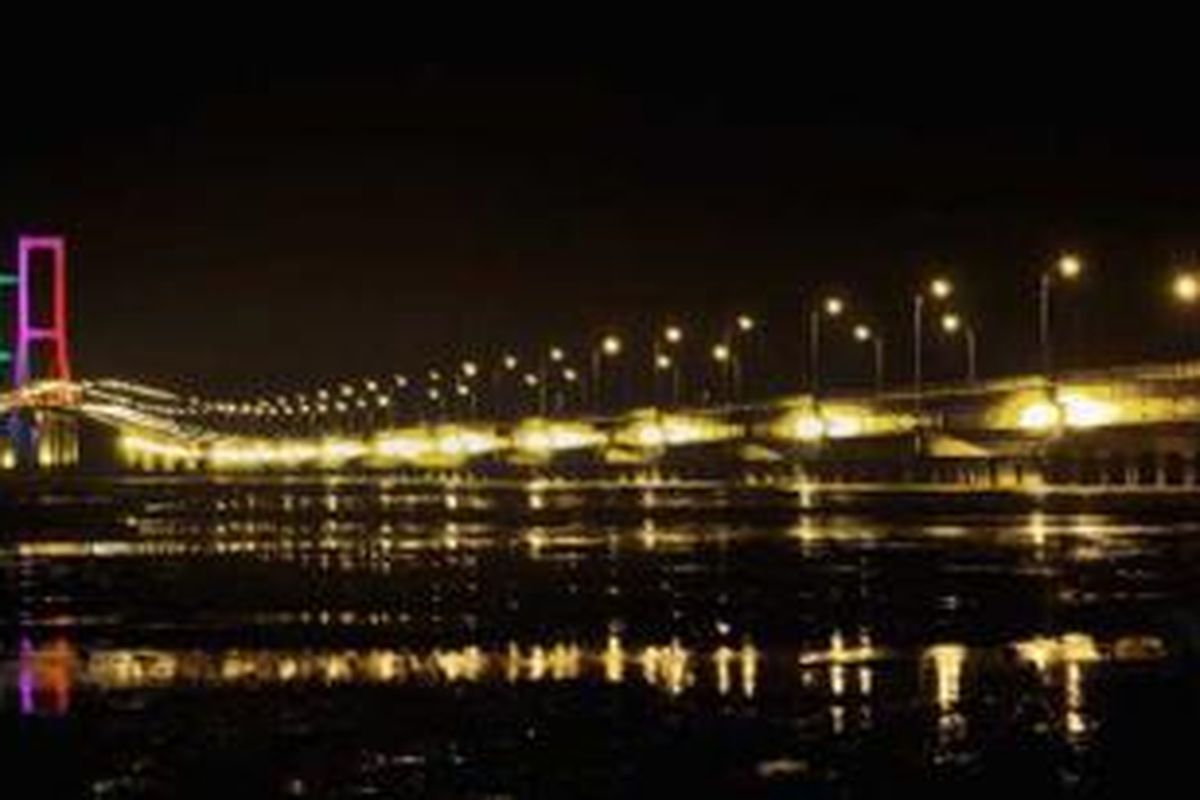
[5,235,1200,490]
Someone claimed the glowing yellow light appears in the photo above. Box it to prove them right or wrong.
[930,278,953,299]
[455,384,470,397]
[461,361,479,378]
[712,343,731,362]
[373,432,431,460]
[523,373,539,387]
[1019,400,1062,431]
[853,324,872,342]
[824,414,862,439]
[926,643,966,712]
[655,353,672,370]
[793,415,825,441]
[601,335,622,356]
[549,347,565,363]
[941,312,961,333]
[1060,393,1118,428]
[320,438,367,465]
[503,354,519,370]
[636,423,665,448]
[365,380,378,392]
[1017,393,1118,431]
[1058,254,1083,279]
[1174,272,1200,303]
[427,388,441,401]
[664,325,683,344]
[514,421,605,454]
[562,368,578,382]
[824,297,844,316]
[736,314,755,332]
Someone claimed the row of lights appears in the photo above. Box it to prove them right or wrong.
[182,252,1200,429]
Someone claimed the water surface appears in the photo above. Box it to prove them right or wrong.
[3,479,1199,797]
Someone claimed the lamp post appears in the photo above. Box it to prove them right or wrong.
[538,346,566,416]
[913,277,953,403]
[591,335,622,413]
[810,296,844,398]
[560,367,580,413]
[940,312,977,384]
[1039,254,1083,381]
[521,372,540,416]
[725,313,755,402]
[491,354,519,419]
[653,352,676,406]
[711,343,734,404]
[657,325,684,406]
[853,323,885,394]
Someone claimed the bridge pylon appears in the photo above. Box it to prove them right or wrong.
[13,235,72,387]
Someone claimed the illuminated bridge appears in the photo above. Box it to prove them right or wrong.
[5,235,1200,491]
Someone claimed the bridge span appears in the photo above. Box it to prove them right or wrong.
[5,362,1200,492]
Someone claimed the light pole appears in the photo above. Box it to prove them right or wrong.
[653,352,676,406]
[913,277,953,403]
[711,343,733,405]
[853,323,885,394]
[724,313,755,402]
[560,367,580,413]
[1039,254,1083,381]
[538,346,565,416]
[940,312,977,384]
[491,354,519,419]
[1171,271,1200,360]
[459,361,479,418]
[521,372,540,416]
[657,325,684,406]
[591,335,622,413]
[810,296,844,398]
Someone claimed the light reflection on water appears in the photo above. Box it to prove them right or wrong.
[4,481,1200,792]
[7,630,1166,733]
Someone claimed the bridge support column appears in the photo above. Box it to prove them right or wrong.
[1124,461,1138,487]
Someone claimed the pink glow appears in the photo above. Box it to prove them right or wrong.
[14,236,71,386]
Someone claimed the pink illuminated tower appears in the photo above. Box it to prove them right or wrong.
[13,236,72,387]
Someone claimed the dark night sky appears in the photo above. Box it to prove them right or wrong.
[5,48,1200,396]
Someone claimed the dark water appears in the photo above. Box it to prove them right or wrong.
[3,478,1200,797]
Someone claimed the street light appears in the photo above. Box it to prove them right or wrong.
[853,323,885,394]
[1174,272,1199,304]
[538,347,567,415]
[653,352,679,407]
[657,325,685,406]
[940,312,977,384]
[711,343,734,404]
[1040,253,1084,380]
[591,335,623,412]
[913,276,953,402]
[522,371,540,416]
[810,295,845,397]
[722,313,757,402]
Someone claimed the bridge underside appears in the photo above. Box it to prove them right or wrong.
[6,408,1200,496]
